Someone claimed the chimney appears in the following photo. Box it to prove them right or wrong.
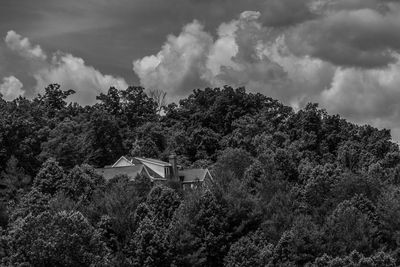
[169,154,178,181]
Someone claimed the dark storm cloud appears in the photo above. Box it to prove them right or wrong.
[185,0,316,27]
[259,0,315,26]
[286,5,400,68]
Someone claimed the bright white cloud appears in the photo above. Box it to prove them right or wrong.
[5,30,47,61]
[133,11,323,104]
[0,76,24,101]
[35,53,128,105]
[4,31,128,105]
[133,7,400,142]
[133,20,213,101]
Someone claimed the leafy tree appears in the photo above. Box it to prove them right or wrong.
[260,185,299,243]
[312,251,396,267]
[376,186,400,252]
[169,191,229,266]
[6,211,109,266]
[120,86,158,126]
[96,86,122,115]
[83,109,125,167]
[36,83,75,117]
[220,177,263,240]
[272,216,322,265]
[301,163,341,222]
[130,138,160,159]
[32,158,66,196]
[40,119,85,169]
[146,185,181,225]
[0,156,31,201]
[127,216,171,267]
[224,230,273,267]
[61,164,105,202]
[0,202,8,228]
[0,97,49,176]
[322,195,379,256]
[214,148,253,183]
[9,188,50,222]
[84,175,140,243]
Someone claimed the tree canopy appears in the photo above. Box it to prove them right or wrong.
[1,84,400,266]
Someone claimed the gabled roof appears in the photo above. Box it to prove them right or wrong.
[179,168,211,183]
[112,156,133,167]
[135,157,171,167]
[96,165,144,181]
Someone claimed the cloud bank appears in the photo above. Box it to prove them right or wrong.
[3,31,128,105]
[0,76,24,101]
[133,0,400,141]
[5,31,47,61]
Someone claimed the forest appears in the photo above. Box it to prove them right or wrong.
[1,84,400,266]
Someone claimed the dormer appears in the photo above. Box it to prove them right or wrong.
[135,157,171,178]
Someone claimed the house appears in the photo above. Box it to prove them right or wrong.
[96,154,213,189]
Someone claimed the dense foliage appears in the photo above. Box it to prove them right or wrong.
[1,84,400,266]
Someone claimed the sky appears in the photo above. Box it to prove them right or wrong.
[2,0,400,140]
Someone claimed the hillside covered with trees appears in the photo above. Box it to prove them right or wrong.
[1,84,400,266]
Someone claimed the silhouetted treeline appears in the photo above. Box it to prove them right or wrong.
[1,84,400,266]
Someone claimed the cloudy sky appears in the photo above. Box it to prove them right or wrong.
[2,0,400,140]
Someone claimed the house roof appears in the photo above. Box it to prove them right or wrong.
[143,165,164,180]
[135,157,171,167]
[96,164,166,182]
[96,165,144,181]
[124,156,143,165]
[102,155,211,184]
[179,168,210,183]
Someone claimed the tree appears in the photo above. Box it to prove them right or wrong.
[9,188,50,222]
[6,211,109,266]
[37,84,75,117]
[272,216,322,265]
[96,86,122,115]
[83,109,125,167]
[40,119,85,169]
[168,191,229,266]
[32,158,66,196]
[146,185,181,226]
[0,156,31,201]
[120,86,158,126]
[214,148,253,183]
[376,186,400,251]
[132,174,152,202]
[84,175,140,244]
[148,89,167,115]
[243,160,266,195]
[224,230,273,267]
[322,195,379,256]
[127,216,171,267]
[301,163,341,223]
[312,251,396,267]
[61,164,105,202]
[0,202,8,228]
